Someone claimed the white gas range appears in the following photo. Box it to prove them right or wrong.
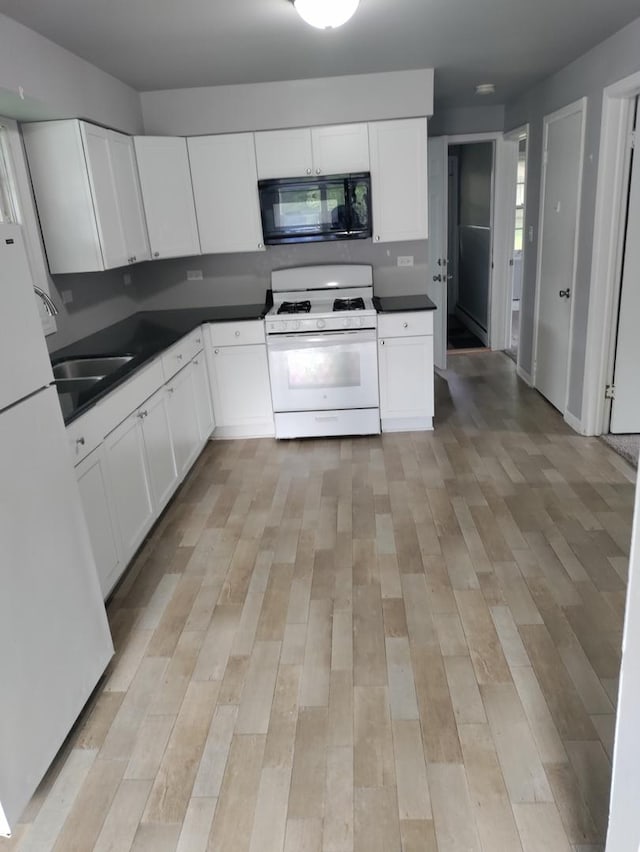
[265,265,380,439]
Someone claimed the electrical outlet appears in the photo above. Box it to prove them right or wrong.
[61,289,73,305]
[187,269,204,281]
[397,256,414,267]
[123,272,132,286]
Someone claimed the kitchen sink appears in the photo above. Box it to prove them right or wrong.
[52,355,134,380]
[54,377,106,394]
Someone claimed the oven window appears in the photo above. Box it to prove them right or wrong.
[286,349,361,390]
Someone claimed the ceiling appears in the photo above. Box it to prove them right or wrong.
[1,0,639,108]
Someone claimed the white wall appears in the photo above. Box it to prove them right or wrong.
[607,475,640,852]
[140,69,434,135]
[429,104,505,137]
[0,13,142,133]
[505,15,640,421]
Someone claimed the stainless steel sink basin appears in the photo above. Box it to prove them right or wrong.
[52,355,134,380]
[54,377,105,394]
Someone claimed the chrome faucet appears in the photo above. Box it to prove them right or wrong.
[34,285,59,317]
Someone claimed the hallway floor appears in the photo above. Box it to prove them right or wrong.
[2,352,635,852]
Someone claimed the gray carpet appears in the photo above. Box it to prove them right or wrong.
[601,433,640,468]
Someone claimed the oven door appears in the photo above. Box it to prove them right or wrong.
[267,329,379,412]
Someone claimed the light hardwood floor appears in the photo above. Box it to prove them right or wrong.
[2,352,635,852]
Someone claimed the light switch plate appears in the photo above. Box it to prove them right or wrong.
[187,270,204,281]
[61,289,73,305]
[122,272,132,287]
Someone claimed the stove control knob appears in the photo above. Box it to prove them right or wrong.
[316,319,326,329]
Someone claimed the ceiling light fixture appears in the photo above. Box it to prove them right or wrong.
[475,83,496,96]
[293,0,360,29]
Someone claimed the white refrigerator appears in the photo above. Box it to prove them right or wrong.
[0,224,113,835]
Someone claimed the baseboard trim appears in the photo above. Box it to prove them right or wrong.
[564,409,586,435]
[516,364,533,386]
[211,422,275,439]
[381,416,433,433]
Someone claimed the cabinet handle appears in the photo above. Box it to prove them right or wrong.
[194,359,199,365]
[177,353,183,360]
[306,168,312,175]
[76,437,85,447]
[375,236,380,242]
[403,322,408,328]
[380,340,385,346]
[138,409,148,418]
[258,243,263,249]
[315,168,321,175]
[167,387,174,394]
[235,331,240,337]
[153,251,160,258]
[195,337,201,344]
[214,348,219,354]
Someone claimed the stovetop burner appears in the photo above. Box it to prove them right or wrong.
[277,300,312,314]
[333,297,366,312]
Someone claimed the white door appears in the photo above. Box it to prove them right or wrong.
[134,136,201,260]
[427,136,448,369]
[369,118,428,243]
[0,387,113,832]
[534,102,585,412]
[166,363,201,477]
[193,352,215,441]
[311,124,370,174]
[209,344,274,429]
[76,445,122,598]
[140,388,178,511]
[610,128,640,433]
[105,410,154,562]
[109,132,150,265]
[379,334,434,421]
[0,225,53,409]
[188,133,264,254]
[254,128,313,179]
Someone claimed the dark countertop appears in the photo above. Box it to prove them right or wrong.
[373,295,437,312]
[52,302,271,425]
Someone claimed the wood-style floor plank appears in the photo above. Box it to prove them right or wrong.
[4,352,633,852]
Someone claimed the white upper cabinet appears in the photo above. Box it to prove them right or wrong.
[188,133,264,254]
[254,127,314,179]
[22,120,150,273]
[368,118,428,243]
[133,136,201,260]
[255,123,369,179]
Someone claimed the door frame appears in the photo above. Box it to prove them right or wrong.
[501,124,530,370]
[531,97,587,416]
[582,70,640,435]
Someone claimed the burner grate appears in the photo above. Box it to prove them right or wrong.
[333,297,365,312]
[277,300,312,314]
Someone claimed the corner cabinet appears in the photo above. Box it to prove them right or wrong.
[133,136,201,260]
[22,120,150,274]
[368,118,428,243]
[206,321,274,438]
[187,133,264,254]
[378,311,434,432]
[255,123,370,179]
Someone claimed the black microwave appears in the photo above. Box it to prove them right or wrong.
[258,172,372,245]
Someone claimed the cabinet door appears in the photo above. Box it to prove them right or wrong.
[208,344,274,432]
[192,351,215,441]
[311,124,370,175]
[134,136,201,260]
[104,411,154,562]
[75,445,122,598]
[188,133,264,254]
[139,387,178,511]
[109,131,150,264]
[378,335,434,420]
[81,122,128,269]
[254,128,313,179]
[368,118,428,242]
[166,363,201,478]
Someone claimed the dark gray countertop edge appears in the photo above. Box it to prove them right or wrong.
[53,300,272,425]
[373,295,437,312]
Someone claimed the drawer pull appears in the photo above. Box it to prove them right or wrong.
[167,387,175,394]
[194,359,199,365]
[235,330,240,337]
[76,437,85,447]
[215,349,219,355]
[195,337,201,344]
[177,353,183,360]
[403,322,408,328]
[138,409,148,419]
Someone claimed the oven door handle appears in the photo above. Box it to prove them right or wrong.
[267,330,377,350]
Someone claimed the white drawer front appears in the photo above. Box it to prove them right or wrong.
[378,311,433,338]
[67,408,102,465]
[94,359,165,439]
[208,320,265,348]
[162,327,203,381]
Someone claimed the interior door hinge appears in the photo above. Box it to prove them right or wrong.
[605,384,615,400]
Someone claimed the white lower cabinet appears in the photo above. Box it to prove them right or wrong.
[140,387,178,512]
[166,361,201,478]
[378,311,434,431]
[193,351,215,441]
[75,445,122,597]
[207,322,274,438]
[104,407,155,564]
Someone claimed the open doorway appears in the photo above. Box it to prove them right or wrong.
[446,142,492,352]
[505,133,528,362]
